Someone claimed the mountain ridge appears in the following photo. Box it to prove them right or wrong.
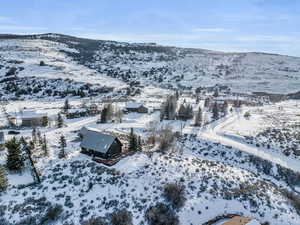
[0,33,300,94]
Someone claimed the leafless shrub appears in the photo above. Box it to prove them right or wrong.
[163,183,186,209]
[111,209,133,225]
[146,203,179,225]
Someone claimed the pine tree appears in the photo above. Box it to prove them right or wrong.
[137,136,142,152]
[58,135,67,159]
[5,137,24,172]
[37,129,42,145]
[0,165,8,192]
[204,98,210,108]
[32,128,37,144]
[194,107,202,126]
[42,135,48,156]
[223,100,229,115]
[106,103,113,121]
[63,99,70,113]
[196,96,200,104]
[213,89,219,97]
[212,102,219,120]
[100,107,108,123]
[57,113,64,128]
[128,128,137,152]
[42,116,48,127]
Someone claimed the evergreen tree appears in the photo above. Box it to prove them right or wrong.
[128,128,137,152]
[204,98,210,108]
[223,100,229,115]
[212,102,219,120]
[196,96,200,104]
[137,136,142,152]
[100,107,108,123]
[5,137,24,172]
[32,127,37,144]
[37,129,42,145]
[57,113,64,128]
[42,116,48,127]
[194,107,202,126]
[0,165,8,192]
[29,140,35,151]
[213,89,219,97]
[20,136,27,146]
[63,99,70,113]
[160,103,165,121]
[58,135,67,159]
[175,90,179,100]
[42,135,48,156]
[177,104,193,121]
[106,103,114,121]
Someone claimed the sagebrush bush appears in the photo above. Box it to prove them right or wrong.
[81,216,107,225]
[282,189,300,214]
[41,204,63,224]
[145,203,179,225]
[164,183,186,209]
[111,209,133,225]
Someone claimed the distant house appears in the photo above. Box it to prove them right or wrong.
[222,216,260,225]
[79,127,122,159]
[125,102,148,113]
[21,110,48,127]
[84,103,99,115]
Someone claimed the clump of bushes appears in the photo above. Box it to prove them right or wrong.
[145,203,179,225]
[244,111,251,118]
[159,126,175,152]
[40,61,46,66]
[41,204,63,224]
[5,67,18,76]
[282,189,300,214]
[81,216,107,225]
[163,183,186,209]
[111,209,133,225]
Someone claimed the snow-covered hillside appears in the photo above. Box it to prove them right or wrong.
[0,33,300,95]
[1,33,300,225]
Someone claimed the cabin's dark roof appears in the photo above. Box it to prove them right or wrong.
[79,127,118,153]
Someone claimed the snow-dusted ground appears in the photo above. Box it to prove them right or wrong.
[0,39,127,88]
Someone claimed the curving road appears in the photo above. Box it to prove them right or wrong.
[199,111,300,173]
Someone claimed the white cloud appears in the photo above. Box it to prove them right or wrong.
[192,28,233,33]
[236,35,299,42]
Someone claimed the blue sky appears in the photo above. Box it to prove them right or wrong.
[1,0,300,56]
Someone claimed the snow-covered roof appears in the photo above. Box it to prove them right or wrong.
[79,127,118,154]
[21,110,47,119]
[125,102,144,109]
[68,108,87,114]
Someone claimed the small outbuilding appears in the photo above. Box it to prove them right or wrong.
[21,110,48,127]
[125,102,148,113]
[79,127,122,159]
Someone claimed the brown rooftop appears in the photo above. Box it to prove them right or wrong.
[222,216,253,225]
